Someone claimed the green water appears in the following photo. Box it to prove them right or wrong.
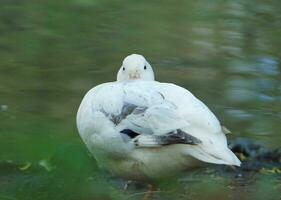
[1,0,281,199]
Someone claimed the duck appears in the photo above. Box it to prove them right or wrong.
[76,54,241,184]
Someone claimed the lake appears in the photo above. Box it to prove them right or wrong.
[0,0,280,199]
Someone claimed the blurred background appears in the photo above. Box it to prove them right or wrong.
[0,0,280,199]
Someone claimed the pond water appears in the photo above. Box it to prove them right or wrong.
[0,0,280,199]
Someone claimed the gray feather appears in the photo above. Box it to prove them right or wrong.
[100,103,147,125]
[133,129,201,147]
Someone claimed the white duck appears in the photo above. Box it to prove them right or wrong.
[76,54,241,182]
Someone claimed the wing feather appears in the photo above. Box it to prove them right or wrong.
[77,81,240,166]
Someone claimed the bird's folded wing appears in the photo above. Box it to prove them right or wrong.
[117,102,202,147]
[132,129,202,147]
[122,103,190,135]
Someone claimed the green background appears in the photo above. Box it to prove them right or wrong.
[0,0,280,199]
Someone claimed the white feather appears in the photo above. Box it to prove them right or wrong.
[76,54,241,181]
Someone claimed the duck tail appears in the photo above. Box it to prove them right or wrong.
[186,145,241,167]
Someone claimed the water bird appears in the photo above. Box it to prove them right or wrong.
[76,54,241,198]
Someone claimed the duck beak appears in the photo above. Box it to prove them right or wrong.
[129,72,140,79]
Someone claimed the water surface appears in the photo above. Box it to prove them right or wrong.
[1,0,281,199]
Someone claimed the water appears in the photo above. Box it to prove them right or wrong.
[0,0,280,199]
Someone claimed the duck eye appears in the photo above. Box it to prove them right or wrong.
[144,65,147,70]
[122,67,125,71]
